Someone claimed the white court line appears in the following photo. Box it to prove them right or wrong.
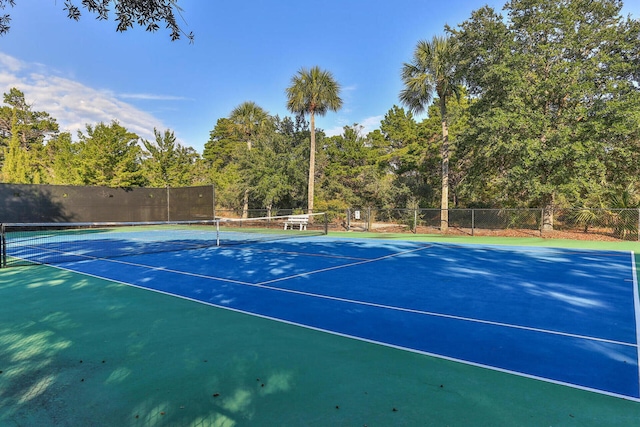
[222,245,373,261]
[258,244,433,285]
[35,260,640,403]
[632,252,640,396]
[26,244,640,401]
[46,243,639,349]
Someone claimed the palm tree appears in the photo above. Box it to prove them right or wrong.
[286,66,342,215]
[229,101,270,218]
[400,35,461,232]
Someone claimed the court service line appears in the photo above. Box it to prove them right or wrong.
[47,244,432,289]
[226,246,372,261]
[257,244,433,286]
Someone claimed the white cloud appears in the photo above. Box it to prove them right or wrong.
[322,82,384,137]
[119,93,192,101]
[0,53,168,141]
[0,52,24,73]
[359,115,384,133]
[324,114,384,138]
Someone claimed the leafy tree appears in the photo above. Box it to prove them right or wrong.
[229,101,271,217]
[229,102,271,151]
[76,120,143,187]
[0,88,58,183]
[376,106,420,173]
[0,0,13,34]
[271,115,311,209]
[365,107,429,209]
[202,118,248,211]
[317,124,392,210]
[286,66,343,215]
[2,130,30,183]
[141,128,198,187]
[242,130,296,215]
[202,118,241,169]
[0,0,193,41]
[203,113,312,213]
[418,90,471,207]
[45,131,82,185]
[451,0,640,228]
[400,35,462,231]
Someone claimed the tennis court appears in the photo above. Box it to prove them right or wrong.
[1,221,640,426]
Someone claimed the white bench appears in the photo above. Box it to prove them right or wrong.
[283,214,309,230]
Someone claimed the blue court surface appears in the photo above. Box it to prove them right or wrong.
[11,236,640,401]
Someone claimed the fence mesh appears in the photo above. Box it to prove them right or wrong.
[337,208,640,241]
[2,184,638,242]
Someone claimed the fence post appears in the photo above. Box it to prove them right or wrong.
[212,184,216,220]
[413,209,418,234]
[346,208,351,231]
[166,186,170,222]
[367,207,371,232]
[637,208,639,242]
[471,209,475,236]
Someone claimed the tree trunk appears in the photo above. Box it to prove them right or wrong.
[440,97,449,232]
[242,138,251,219]
[242,189,249,219]
[308,112,315,216]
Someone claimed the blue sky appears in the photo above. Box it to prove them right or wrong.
[1,1,639,154]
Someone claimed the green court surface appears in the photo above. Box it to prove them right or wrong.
[1,234,640,426]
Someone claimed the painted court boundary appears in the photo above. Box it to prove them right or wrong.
[33,245,640,403]
[633,252,640,398]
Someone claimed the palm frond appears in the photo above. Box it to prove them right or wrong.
[400,35,462,113]
[285,66,343,117]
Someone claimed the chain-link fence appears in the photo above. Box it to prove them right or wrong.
[337,208,640,241]
[3,184,637,241]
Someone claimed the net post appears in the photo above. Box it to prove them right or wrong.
[216,219,220,246]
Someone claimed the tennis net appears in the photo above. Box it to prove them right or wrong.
[1,213,328,267]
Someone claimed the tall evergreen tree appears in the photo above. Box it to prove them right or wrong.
[76,121,143,187]
[0,88,58,183]
[229,101,271,217]
[46,132,82,185]
[142,128,198,187]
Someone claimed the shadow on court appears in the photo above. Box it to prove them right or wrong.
[1,263,639,426]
